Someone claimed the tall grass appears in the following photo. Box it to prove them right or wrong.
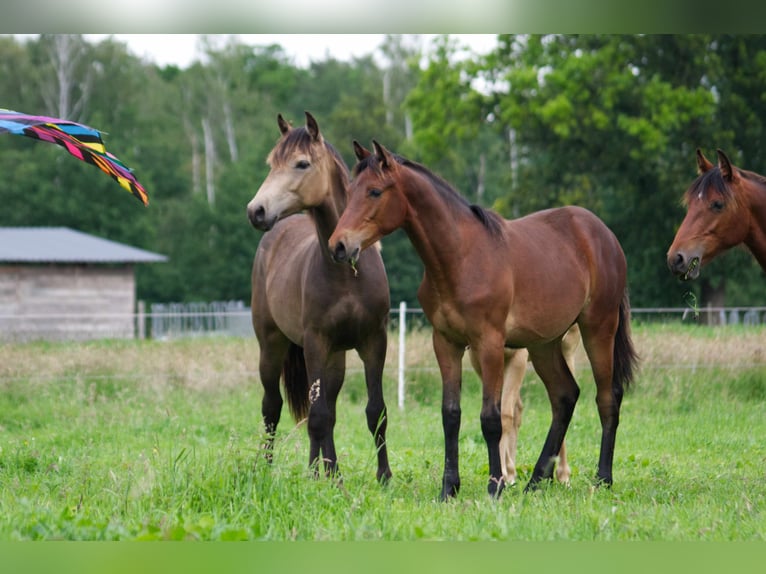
[0,324,765,540]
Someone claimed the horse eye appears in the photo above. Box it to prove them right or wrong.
[710,200,725,213]
[369,188,383,198]
[295,160,310,170]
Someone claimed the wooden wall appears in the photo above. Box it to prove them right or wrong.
[0,264,136,341]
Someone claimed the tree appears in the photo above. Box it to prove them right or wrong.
[478,34,763,307]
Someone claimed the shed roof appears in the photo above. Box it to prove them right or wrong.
[0,227,167,263]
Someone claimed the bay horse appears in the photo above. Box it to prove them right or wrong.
[329,141,637,499]
[246,113,392,482]
[667,148,766,279]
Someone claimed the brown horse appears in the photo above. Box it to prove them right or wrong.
[329,141,637,499]
[246,113,392,482]
[668,148,766,279]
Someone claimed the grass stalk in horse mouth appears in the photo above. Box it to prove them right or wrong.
[684,257,699,280]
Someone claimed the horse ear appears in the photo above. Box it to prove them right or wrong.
[696,148,714,174]
[372,140,393,169]
[716,149,737,181]
[277,114,291,135]
[353,140,371,160]
[305,111,322,142]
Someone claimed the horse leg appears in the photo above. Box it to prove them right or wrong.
[357,329,392,483]
[318,352,345,479]
[471,335,507,498]
[472,346,526,486]
[580,322,621,487]
[555,324,581,484]
[526,340,580,491]
[499,348,527,486]
[303,336,346,478]
[432,331,465,500]
[256,330,290,463]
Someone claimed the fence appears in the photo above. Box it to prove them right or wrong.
[140,303,757,336]
[5,300,764,343]
[2,300,765,411]
[149,300,252,340]
[151,300,766,413]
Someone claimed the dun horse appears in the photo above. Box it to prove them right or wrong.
[329,141,637,499]
[668,148,766,278]
[246,113,392,482]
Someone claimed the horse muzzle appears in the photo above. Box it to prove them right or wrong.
[330,239,360,266]
[247,204,277,231]
[667,251,701,281]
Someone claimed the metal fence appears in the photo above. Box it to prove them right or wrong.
[2,301,764,343]
[3,301,764,412]
[148,300,252,340]
[630,306,766,326]
[144,301,766,338]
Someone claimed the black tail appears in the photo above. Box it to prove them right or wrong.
[283,343,309,422]
[613,290,639,396]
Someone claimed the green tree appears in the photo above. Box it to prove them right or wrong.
[480,34,762,307]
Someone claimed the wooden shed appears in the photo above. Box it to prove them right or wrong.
[0,227,166,342]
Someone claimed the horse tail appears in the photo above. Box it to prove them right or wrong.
[612,289,639,397]
[283,343,310,422]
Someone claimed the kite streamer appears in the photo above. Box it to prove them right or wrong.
[0,108,148,206]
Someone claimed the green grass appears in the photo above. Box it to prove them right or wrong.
[0,325,765,540]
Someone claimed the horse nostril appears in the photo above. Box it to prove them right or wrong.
[668,252,684,271]
[248,205,266,227]
[333,241,347,262]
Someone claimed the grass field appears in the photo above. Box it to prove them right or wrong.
[0,323,765,540]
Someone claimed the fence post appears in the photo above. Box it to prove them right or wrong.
[398,301,406,411]
[136,300,146,340]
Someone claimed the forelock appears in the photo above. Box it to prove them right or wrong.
[268,127,315,166]
[684,167,732,205]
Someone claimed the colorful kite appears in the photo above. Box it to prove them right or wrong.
[0,108,149,206]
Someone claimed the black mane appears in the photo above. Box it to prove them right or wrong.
[354,152,504,237]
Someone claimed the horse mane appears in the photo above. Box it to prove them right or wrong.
[740,168,766,188]
[324,140,351,199]
[354,153,504,237]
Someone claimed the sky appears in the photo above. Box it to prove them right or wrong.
[81,34,500,69]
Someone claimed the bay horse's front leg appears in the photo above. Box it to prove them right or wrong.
[472,335,507,498]
[432,331,465,501]
[357,329,392,484]
[471,345,526,486]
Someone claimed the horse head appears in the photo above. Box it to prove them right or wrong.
[247,111,337,231]
[329,140,408,265]
[667,149,750,280]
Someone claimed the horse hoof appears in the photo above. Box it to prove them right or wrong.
[595,475,613,488]
[488,477,505,499]
[377,469,393,485]
[523,479,540,493]
[439,483,460,501]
